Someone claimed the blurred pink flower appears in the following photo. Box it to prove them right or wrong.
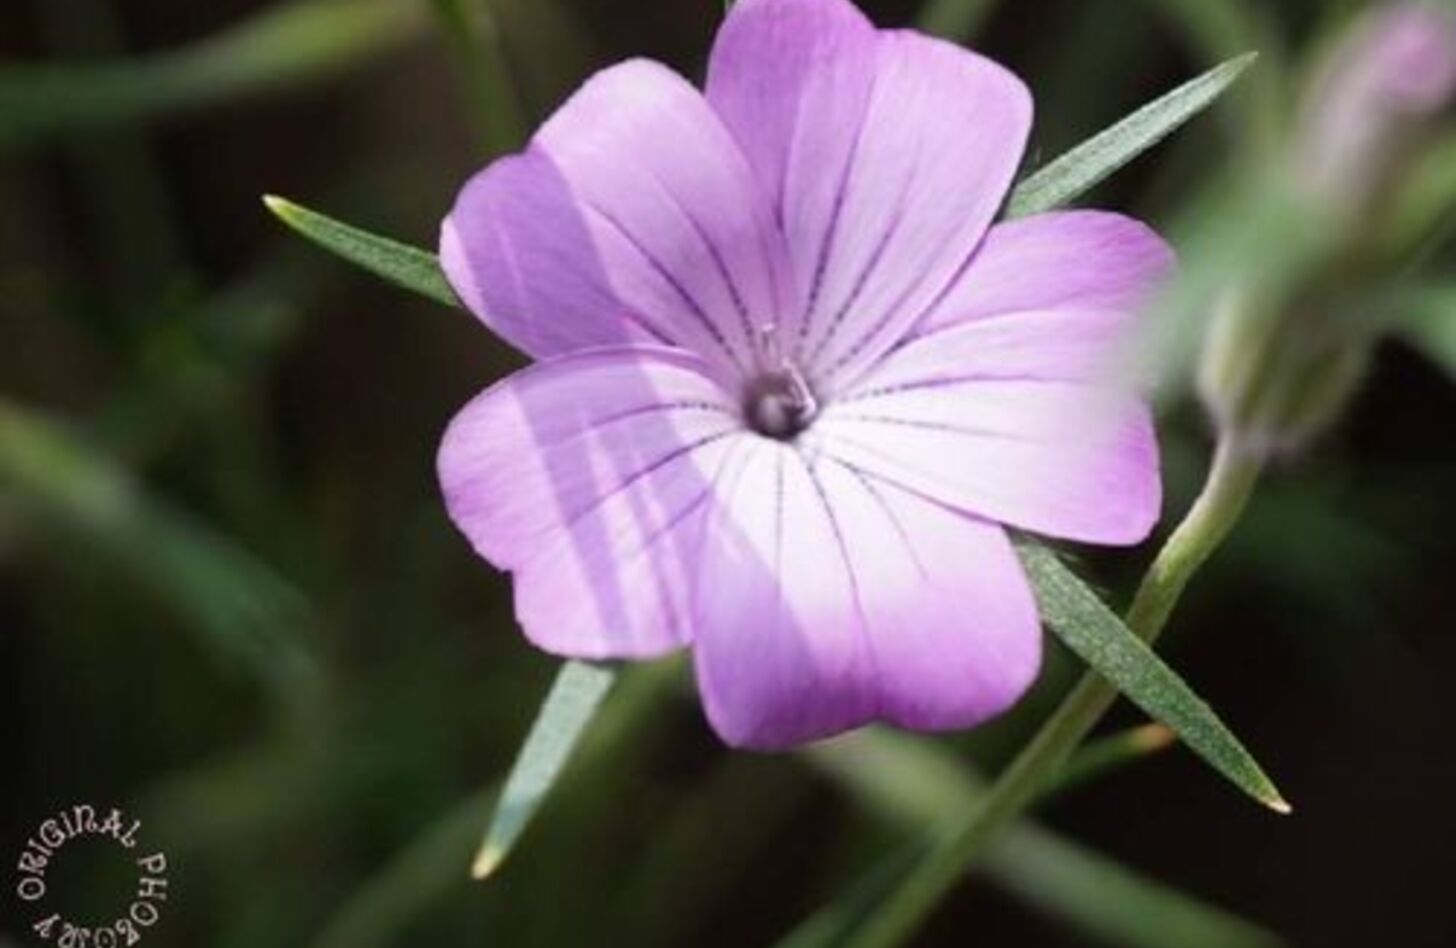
[436,0,1168,748]
[1298,2,1456,211]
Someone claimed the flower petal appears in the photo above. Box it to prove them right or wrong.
[535,59,789,372]
[815,309,1162,544]
[441,152,652,357]
[693,443,1041,748]
[908,211,1175,338]
[442,60,789,375]
[438,346,744,658]
[707,0,877,272]
[711,15,1031,389]
[803,32,1032,388]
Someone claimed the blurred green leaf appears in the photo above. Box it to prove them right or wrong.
[914,0,1000,41]
[1393,284,1456,381]
[993,815,1282,948]
[31,0,189,304]
[1017,541,1289,812]
[95,246,326,456]
[263,195,458,307]
[775,837,933,948]
[1385,134,1456,259]
[1137,0,1266,62]
[0,0,428,149]
[472,660,617,879]
[0,399,316,694]
[618,756,815,948]
[311,786,496,948]
[1008,52,1257,217]
[795,730,1283,948]
[429,0,526,157]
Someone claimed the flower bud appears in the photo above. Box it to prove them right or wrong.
[1295,3,1456,220]
[1198,289,1371,456]
[1199,2,1455,455]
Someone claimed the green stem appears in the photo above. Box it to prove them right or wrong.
[844,437,1264,948]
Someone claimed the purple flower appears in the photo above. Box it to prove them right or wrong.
[436,0,1169,748]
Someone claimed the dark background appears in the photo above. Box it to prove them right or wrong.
[3,0,1455,945]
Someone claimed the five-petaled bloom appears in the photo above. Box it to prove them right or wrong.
[438,0,1170,748]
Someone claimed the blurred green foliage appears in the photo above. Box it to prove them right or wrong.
[3,1,1455,946]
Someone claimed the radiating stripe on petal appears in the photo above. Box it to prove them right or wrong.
[441,152,669,357]
[438,346,743,658]
[692,441,1041,748]
[441,60,790,377]
[816,309,1161,545]
[708,7,1031,387]
[907,211,1175,340]
[707,0,876,215]
[706,0,878,353]
[853,307,1143,393]
[535,59,789,373]
[797,32,1030,388]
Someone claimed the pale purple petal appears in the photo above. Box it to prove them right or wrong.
[438,346,743,658]
[535,59,789,373]
[708,7,1031,382]
[776,34,1029,389]
[865,307,1144,390]
[706,0,877,350]
[441,60,789,374]
[692,442,1041,748]
[441,152,659,357]
[813,310,1161,544]
[907,211,1175,339]
[707,0,876,207]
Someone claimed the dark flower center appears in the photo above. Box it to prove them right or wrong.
[743,368,818,440]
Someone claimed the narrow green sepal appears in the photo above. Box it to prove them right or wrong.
[1008,52,1258,217]
[1018,541,1291,814]
[472,660,617,879]
[262,195,457,308]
